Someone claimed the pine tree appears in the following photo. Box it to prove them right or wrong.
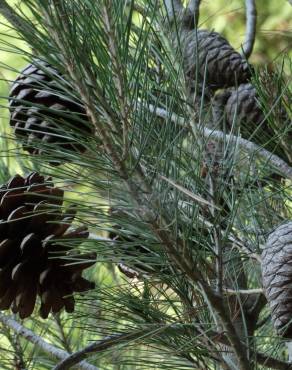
[0,0,291,369]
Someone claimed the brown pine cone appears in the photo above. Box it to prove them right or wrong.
[9,60,93,163]
[224,83,291,164]
[224,83,262,126]
[0,172,96,319]
[262,222,292,338]
[177,29,251,94]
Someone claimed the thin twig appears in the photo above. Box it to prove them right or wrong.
[145,103,292,180]
[0,314,98,370]
[214,227,223,295]
[159,174,221,209]
[187,0,202,27]
[53,330,161,370]
[242,0,257,59]
[0,0,31,34]
[230,238,262,263]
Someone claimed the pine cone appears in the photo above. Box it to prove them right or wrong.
[225,83,261,125]
[262,222,292,338]
[224,83,291,164]
[9,61,92,163]
[178,29,251,93]
[0,172,96,319]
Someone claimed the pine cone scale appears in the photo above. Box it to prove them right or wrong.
[16,284,38,319]
[0,284,17,309]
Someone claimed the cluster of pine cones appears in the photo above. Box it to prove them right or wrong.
[177,24,291,165]
[4,61,97,318]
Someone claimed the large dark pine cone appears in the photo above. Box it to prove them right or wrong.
[0,172,96,319]
[178,29,251,94]
[9,61,92,162]
[224,83,291,164]
[262,222,292,338]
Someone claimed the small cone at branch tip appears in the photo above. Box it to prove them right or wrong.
[8,60,93,165]
[262,222,292,338]
[0,172,96,319]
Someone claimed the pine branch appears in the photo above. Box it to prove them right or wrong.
[242,0,257,58]
[36,11,250,367]
[146,103,292,180]
[50,77,251,370]
[6,4,288,369]
[53,330,157,370]
[136,224,251,369]
[52,325,292,370]
[0,314,98,370]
